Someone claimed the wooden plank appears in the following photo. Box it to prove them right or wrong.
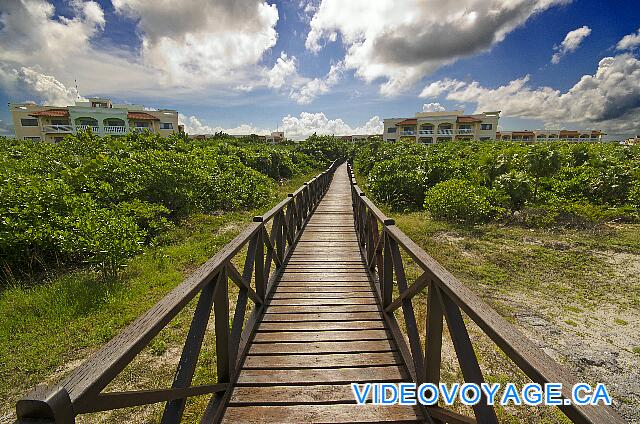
[276,282,372,288]
[235,365,408,385]
[266,305,379,314]
[253,329,390,343]
[274,287,373,294]
[270,292,375,299]
[228,384,358,405]
[258,320,384,331]
[243,352,402,369]
[221,404,422,423]
[248,340,396,355]
[279,275,371,282]
[261,312,382,322]
[283,265,367,271]
[267,298,377,306]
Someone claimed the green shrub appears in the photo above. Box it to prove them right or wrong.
[424,179,503,224]
[494,171,532,212]
[0,133,329,281]
[367,156,425,210]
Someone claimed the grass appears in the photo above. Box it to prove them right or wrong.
[0,170,321,421]
[385,209,640,422]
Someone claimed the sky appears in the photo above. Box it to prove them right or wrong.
[0,0,639,140]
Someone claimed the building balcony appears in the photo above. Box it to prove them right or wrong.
[400,130,416,136]
[418,129,434,135]
[437,130,454,135]
[104,126,127,134]
[457,128,474,134]
[76,125,99,132]
[42,124,73,133]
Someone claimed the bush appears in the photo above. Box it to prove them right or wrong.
[0,133,330,281]
[494,171,532,212]
[424,179,503,224]
[354,141,640,228]
[367,156,425,210]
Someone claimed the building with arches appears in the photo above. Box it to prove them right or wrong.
[383,110,500,143]
[9,98,180,142]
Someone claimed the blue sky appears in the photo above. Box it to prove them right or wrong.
[1,0,639,139]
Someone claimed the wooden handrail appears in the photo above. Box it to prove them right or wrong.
[346,163,624,424]
[15,161,340,424]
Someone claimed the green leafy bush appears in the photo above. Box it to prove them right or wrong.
[354,140,639,228]
[424,179,503,224]
[367,156,425,210]
[0,133,330,280]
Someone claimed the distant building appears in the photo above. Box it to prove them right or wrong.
[9,98,179,142]
[496,130,605,142]
[266,131,285,143]
[623,135,640,145]
[383,110,501,143]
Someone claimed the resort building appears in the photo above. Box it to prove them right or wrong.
[9,98,180,142]
[383,110,501,143]
[496,130,605,142]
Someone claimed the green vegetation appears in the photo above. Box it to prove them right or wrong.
[0,133,346,281]
[0,141,322,418]
[354,140,640,227]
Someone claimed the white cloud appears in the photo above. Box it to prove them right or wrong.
[0,0,281,101]
[180,112,383,140]
[266,52,298,89]
[420,54,640,134]
[282,112,382,139]
[422,102,446,112]
[0,66,86,106]
[111,0,279,87]
[551,25,591,64]
[616,27,640,51]
[306,0,569,95]
[289,61,344,104]
[179,113,269,136]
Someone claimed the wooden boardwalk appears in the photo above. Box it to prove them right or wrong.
[16,161,624,424]
[220,164,423,423]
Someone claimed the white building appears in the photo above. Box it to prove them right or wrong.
[383,110,500,143]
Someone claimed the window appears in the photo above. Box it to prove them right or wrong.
[480,123,493,130]
[24,136,41,141]
[135,122,150,128]
[387,138,396,142]
[403,126,414,132]
[20,118,38,127]
[53,137,64,143]
[160,122,173,130]
[387,127,396,133]
[480,137,491,141]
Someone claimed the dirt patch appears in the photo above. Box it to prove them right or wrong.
[495,251,640,422]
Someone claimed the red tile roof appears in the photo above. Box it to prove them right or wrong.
[395,119,417,126]
[559,130,579,136]
[29,109,69,117]
[128,112,159,120]
[457,116,482,123]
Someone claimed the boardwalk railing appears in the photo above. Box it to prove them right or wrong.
[15,161,339,424]
[347,163,624,424]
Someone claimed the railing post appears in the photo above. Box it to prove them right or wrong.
[437,289,499,424]
[16,386,74,423]
[161,278,217,424]
[382,230,393,309]
[424,281,443,387]
[213,269,230,384]
[253,217,265,301]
